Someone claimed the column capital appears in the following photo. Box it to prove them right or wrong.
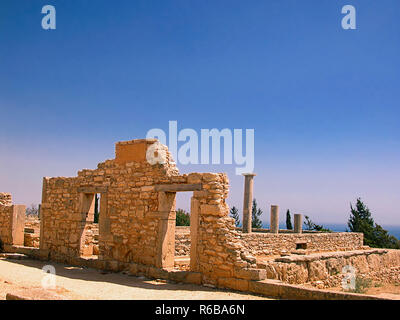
[242,173,256,177]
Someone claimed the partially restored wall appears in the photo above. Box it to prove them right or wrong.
[40,139,180,264]
[39,139,261,285]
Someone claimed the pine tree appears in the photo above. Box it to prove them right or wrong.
[286,210,293,230]
[230,206,241,227]
[348,198,375,246]
[252,199,263,229]
[348,198,400,248]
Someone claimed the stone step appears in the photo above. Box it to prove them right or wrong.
[0,253,29,260]
[274,249,388,263]
[174,256,190,267]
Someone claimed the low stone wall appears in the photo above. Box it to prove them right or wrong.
[24,216,41,248]
[25,217,40,231]
[175,226,190,256]
[24,233,40,248]
[257,249,400,288]
[240,232,364,256]
[81,223,99,256]
[172,229,364,257]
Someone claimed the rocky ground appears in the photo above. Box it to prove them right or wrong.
[0,258,271,300]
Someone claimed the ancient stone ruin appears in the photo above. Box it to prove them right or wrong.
[1,138,399,297]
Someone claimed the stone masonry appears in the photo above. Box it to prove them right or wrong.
[0,193,25,247]
[38,139,263,285]
[173,227,363,257]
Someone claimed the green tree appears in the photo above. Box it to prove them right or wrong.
[348,198,374,245]
[304,215,331,232]
[176,208,190,226]
[230,206,241,227]
[348,198,400,249]
[286,210,293,230]
[372,224,400,249]
[252,199,263,229]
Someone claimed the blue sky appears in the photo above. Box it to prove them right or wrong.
[0,0,399,225]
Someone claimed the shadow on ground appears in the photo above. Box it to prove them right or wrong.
[1,258,268,298]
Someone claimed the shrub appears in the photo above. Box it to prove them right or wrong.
[347,277,372,294]
[176,209,190,226]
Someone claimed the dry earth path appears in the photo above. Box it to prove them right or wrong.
[0,258,272,300]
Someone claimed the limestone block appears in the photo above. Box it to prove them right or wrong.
[235,268,266,281]
[307,261,329,281]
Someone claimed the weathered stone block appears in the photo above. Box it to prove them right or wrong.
[235,268,266,281]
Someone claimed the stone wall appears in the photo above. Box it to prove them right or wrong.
[0,197,13,246]
[40,139,180,265]
[24,216,40,248]
[240,232,364,256]
[174,228,364,257]
[0,193,25,246]
[39,139,261,284]
[257,249,400,288]
[0,193,12,206]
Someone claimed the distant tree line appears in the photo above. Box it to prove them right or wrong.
[26,204,39,216]
[229,198,400,250]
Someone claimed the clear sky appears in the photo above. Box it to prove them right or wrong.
[0,0,399,225]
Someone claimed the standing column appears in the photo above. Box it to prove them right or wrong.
[270,205,279,234]
[294,214,303,234]
[242,173,256,233]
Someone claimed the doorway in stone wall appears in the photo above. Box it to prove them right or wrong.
[79,191,102,259]
[155,183,201,271]
[174,192,192,270]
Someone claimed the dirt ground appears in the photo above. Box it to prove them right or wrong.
[0,258,271,300]
[326,282,400,300]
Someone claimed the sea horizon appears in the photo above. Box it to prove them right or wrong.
[260,222,400,240]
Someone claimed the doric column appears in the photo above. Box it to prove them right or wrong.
[294,214,303,234]
[242,173,256,233]
[270,205,279,234]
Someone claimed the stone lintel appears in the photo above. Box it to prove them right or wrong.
[154,184,202,192]
[77,187,108,194]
